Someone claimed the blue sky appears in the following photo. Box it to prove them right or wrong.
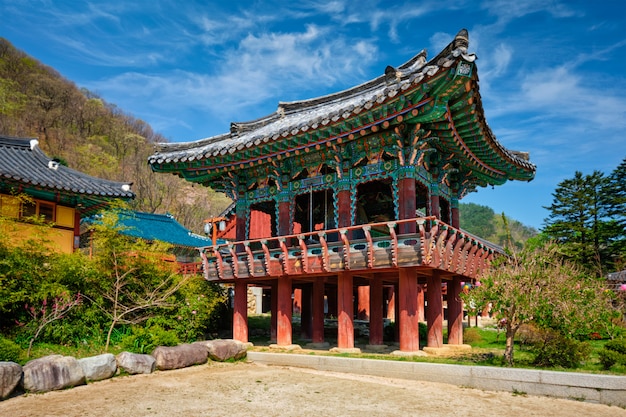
[1,0,625,230]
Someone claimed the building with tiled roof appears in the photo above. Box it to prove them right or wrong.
[0,135,134,253]
[148,30,536,353]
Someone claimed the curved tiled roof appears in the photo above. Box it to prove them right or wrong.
[0,135,134,211]
[149,29,535,190]
[114,211,219,248]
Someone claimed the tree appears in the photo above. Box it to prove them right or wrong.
[542,171,617,275]
[86,209,191,351]
[604,157,626,257]
[463,243,616,366]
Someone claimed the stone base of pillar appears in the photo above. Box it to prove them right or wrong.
[365,344,388,352]
[305,342,330,349]
[269,344,302,351]
[423,344,471,356]
[390,349,427,357]
[329,347,362,354]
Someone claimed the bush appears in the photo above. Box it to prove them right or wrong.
[0,336,22,362]
[463,327,483,344]
[532,331,591,368]
[118,325,180,354]
[598,338,626,370]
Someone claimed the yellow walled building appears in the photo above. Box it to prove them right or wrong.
[0,136,134,253]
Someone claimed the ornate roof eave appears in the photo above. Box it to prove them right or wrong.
[149,29,536,188]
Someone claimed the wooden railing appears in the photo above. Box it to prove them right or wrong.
[198,217,502,282]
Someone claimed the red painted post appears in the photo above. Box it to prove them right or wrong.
[277,277,293,346]
[357,286,370,320]
[369,275,384,346]
[447,276,463,344]
[300,284,312,340]
[426,272,443,347]
[430,188,441,220]
[417,284,425,322]
[337,272,354,349]
[233,280,248,343]
[312,279,325,343]
[451,205,460,229]
[270,280,277,342]
[398,267,419,351]
[337,190,351,228]
[398,177,416,234]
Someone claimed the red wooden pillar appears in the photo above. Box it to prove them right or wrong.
[337,188,351,227]
[300,284,312,340]
[337,272,354,349]
[398,177,416,234]
[357,286,370,320]
[417,284,425,322]
[369,275,384,346]
[447,276,463,345]
[277,277,293,346]
[233,280,248,343]
[278,200,291,236]
[451,206,460,229]
[398,267,419,351]
[312,279,325,343]
[270,280,278,342]
[386,286,395,321]
[426,271,443,347]
[293,288,302,314]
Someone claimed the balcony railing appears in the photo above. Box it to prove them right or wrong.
[199,217,502,282]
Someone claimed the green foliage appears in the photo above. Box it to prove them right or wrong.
[0,336,22,361]
[459,203,537,250]
[543,168,626,275]
[598,338,626,370]
[531,330,592,368]
[463,242,617,365]
[119,324,180,354]
[462,327,483,344]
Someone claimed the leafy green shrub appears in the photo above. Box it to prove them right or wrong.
[532,331,591,368]
[0,336,22,362]
[598,338,626,369]
[517,323,544,347]
[463,327,483,344]
[119,325,180,354]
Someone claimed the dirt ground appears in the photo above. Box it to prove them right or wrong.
[1,361,625,417]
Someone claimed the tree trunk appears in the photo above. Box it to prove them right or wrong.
[503,323,518,366]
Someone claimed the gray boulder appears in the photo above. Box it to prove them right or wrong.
[78,353,117,382]
[152,344,208,371]
[116,351,156,375]
[195,339,248,362]
[22,355,85,393]
[0,361,22,399]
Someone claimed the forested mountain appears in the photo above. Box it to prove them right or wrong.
[0,38,231,233]
[459,202,537,250]
[1,38,537,243]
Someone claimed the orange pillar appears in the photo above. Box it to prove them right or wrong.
[270,280,277,342]
[357,286,370,320]
[417,284,425,322]
[277,277,293,346]
[398,267,419,351]
[300,284,312,340]
[233,280,248,343]
[337,272,354,349]
[369,275,384,346]
[447,276,463,345]
[426,272,443,347]
[312,279,325,343]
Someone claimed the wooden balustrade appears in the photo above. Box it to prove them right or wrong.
[198,217,502,282]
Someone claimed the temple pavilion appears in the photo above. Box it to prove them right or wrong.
[148,29,536,353]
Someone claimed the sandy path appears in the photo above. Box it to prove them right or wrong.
[1,361,624,417]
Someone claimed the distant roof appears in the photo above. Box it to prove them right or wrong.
[608,270,626,281]
[0,135,134,213]
[115,210,220,248]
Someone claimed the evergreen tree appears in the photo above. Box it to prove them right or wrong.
[604,157,626,259]
[542,171,616,274]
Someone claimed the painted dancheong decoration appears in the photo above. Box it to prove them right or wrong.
[149,29,536,352]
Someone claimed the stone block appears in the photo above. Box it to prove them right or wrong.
[0,361,22,399]
[22,355,85,393]
[116,351,156,375]
[152,344,208,371]
[78,354,117,382]
[194,339,247,362]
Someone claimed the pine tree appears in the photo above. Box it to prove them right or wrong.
[604,157,626,259]
[542,171,615,275]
